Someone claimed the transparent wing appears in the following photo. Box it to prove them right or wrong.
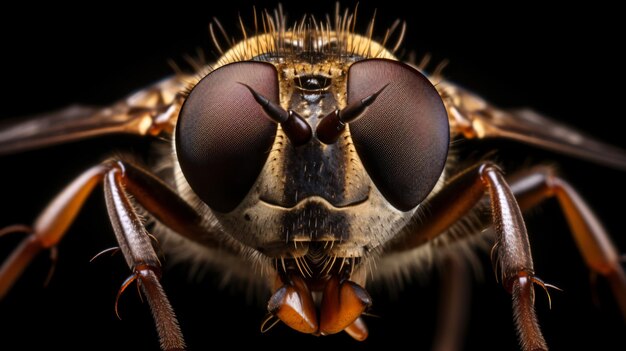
[442,82,626,171]
[0,77,185,156]
[0,105,149,155]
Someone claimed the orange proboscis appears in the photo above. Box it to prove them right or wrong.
[267,274,371,339]
[267,275,317,334]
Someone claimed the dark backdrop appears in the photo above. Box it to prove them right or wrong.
[0,2,624,350]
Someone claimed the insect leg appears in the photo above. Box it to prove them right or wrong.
[508,166,626,317]
[384,162,548,350]
[0,163,110,297]
[0,158,233,298]
[104,166,184,351]
[0,159,238,350]
[431,254,470,351]
[112,161,230,252]
[481,165,549,351]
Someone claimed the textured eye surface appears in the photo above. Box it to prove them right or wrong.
[176,61,278,213]
[348,59,449,211]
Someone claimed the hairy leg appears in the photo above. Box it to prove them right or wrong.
[0,159,233,350]
[386,163,548,350]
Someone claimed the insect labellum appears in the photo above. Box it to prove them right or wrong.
[1,6,625,351]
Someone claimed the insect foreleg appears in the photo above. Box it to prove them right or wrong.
[0,159,246,350]
[481,165,547,351]
[508,166,626,318]
[104,166,185,351]
[384,162,548,350]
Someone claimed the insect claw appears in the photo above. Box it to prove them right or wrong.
[115,273,138,320]
[531,276,562,310]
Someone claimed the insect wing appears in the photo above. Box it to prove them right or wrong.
[447,86,626,170]
[0,78,184,156]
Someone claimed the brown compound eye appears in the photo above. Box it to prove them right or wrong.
[175,61,279,213]
[345,59,450,211]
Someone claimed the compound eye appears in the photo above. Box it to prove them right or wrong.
[347,59,449,211]
[176,61,278,213]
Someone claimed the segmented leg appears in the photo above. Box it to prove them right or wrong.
[386,162,625,350]
[508,166,626,317]
[431,254,470,351]
[0,160,230,350]
[482,165,547,351]
[386,162,548,350]
[0,164,108,297]
[104,166,184,350]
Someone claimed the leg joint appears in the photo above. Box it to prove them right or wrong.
[477,161,502,176]
[135,263,163,280]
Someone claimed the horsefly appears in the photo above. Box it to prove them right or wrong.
[0,5,624,351]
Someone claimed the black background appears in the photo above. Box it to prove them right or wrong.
[1,2,624,350]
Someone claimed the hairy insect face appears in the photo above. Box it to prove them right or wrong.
[172,31,450,335]
[175,35,449,261]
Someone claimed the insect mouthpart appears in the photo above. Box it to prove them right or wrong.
[267,242,371,339]
[277,241,361,282]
